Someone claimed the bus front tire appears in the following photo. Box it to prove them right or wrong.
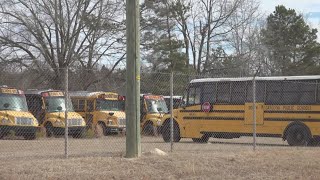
[45,123,55,137]
[162,120,181,142]
[286,125,311,146]
[192,134,210,143]
[142,122,158,136]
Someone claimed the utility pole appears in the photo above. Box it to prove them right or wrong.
[126,0,141,158]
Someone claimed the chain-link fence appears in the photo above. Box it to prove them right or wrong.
[0,68,319,159]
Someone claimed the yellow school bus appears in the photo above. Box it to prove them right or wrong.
[70,91,126,135]
[25,90,86,138]
[0,86,39,139]
[161,76,320,146]
[141,94,168,136]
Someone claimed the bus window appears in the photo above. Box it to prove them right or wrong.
[217,82,231,103]
[188,86,201,105]
[202,83,216,103]
[78,100,85,111]
[230,81,246,104]
[87,100,94,112]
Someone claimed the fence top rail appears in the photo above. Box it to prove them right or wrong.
[190,75,320,83]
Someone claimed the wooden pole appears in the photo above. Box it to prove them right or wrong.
[125,0,141,158]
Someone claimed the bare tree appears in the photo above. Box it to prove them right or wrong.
[0,0,125,89]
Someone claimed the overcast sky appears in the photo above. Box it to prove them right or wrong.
[260,0,320,40]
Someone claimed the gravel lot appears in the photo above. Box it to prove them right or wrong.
[0,136,319,179]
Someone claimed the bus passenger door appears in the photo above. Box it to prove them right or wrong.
[244,103,264,125]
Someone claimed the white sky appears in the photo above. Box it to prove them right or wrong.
[260,0,320,40]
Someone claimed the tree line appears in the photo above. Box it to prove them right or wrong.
[0,0,319,91]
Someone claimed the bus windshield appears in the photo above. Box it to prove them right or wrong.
[45,97,74,112]
[145,99,168,113]
[96,99,125,111]
[0,94,28,111]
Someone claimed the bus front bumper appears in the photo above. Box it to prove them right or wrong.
[0,125,39,136]
[52,126,86,135]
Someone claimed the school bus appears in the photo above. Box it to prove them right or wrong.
[70,91,126,135]
[25,90,86,138]
[161,76,320,146]
[0,86,39,139]
[141,94,168,136]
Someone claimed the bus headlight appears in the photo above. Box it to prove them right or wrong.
[81,119,86,126]
[156,120,161,126]
[34,119,39,126]
[1,118,11,125]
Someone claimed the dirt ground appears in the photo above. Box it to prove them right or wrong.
[0,136,320,179]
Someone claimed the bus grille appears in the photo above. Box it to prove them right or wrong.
[15,117,33,125]
[67,119,82,126]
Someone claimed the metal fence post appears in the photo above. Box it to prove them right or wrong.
[170,72,174,152]
[253,77,256,151]
[64,67,69,158]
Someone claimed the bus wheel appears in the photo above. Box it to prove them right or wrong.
[286,125,311,146]
[192,134,209,143]
[45,123,54,138]
[97,122,107,136]
[162,120,180,142]
[142,122,158,136]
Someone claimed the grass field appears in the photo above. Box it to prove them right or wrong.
[0,136,319,179]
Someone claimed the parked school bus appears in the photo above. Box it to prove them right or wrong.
[25,90,86,138]
[70,91,126,135]
[162,76,320,146]
[141,94,168,136]
[0,86,39,139]
[163,96,183,109]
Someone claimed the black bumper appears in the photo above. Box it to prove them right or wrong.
[0,125,39,136]
[52,126,86,135]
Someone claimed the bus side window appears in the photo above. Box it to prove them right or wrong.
[188,86,201,105]
[202,83,216,103]
[87,100,94,112]
[71,99,78,110]
[78,100,85,111]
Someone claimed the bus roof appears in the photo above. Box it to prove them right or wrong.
[69,91,119,99]
[190,75,320,84]
[25,89,62,95]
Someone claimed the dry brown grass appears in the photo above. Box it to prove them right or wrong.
[0,137,320,179]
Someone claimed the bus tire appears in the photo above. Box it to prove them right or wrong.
[286,124,311,146]
[45,123,54,137]
[162,119,181,142]
[192,134,209,143]
[98,122,107,136]
[142,122,158,136]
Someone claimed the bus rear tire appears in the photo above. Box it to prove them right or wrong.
[286,125,311,146]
